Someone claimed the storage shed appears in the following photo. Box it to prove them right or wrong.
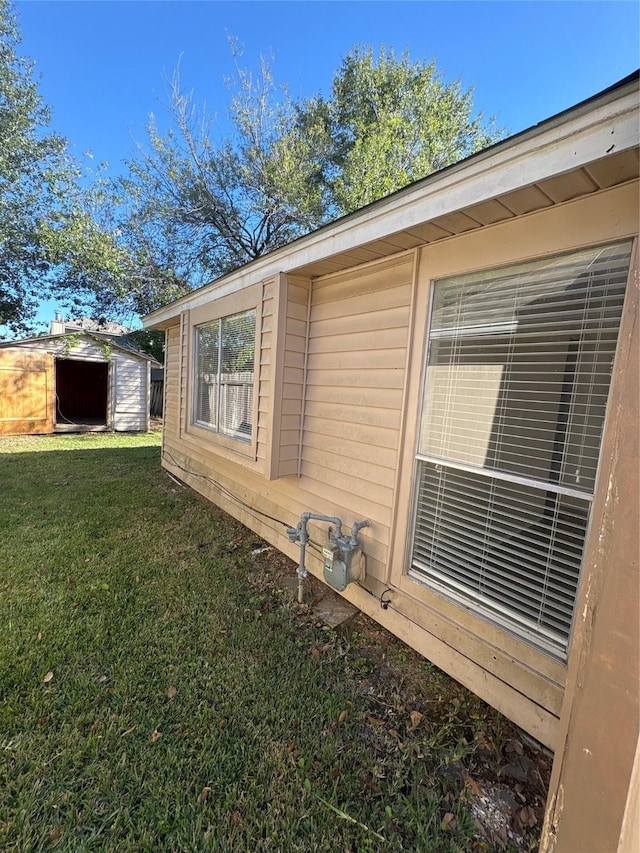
[143,73,639,853]
[0,332,160,435]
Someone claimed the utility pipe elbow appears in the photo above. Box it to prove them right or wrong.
[350,519,371,544]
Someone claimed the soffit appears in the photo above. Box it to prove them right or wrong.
[291,148,639,279]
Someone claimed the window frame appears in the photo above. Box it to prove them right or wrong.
[193,309,256,443]
[387,188,638,687]
[186,284,261,461]
[407,240,632,660]
[407,242,630,659]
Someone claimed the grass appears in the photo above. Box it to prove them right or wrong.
[0,432,546,852]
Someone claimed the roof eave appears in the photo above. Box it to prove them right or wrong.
[143,71,640,331]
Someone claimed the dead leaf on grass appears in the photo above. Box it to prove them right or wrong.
[463,771,484,798]
[96,673,108,683]
[409,710,423,729]
[167,685,177,699]
[519,805,538,828]
[36,632,42,642]
[197,786,212,805]
[489,824,509,851]
[49,825,64,844]
[442,812,457,831]
[506,738,524,755]
[365,713,384,727]
[473,817,487,837]
[43,671,54,684]
[151,728,162,742]
[338,710,348,724]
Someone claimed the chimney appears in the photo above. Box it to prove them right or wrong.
[50,311,65,335]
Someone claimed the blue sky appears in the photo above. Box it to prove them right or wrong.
[9,0,640,332]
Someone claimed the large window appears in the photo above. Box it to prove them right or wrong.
[410,241,631,657]
[194,309,256,443]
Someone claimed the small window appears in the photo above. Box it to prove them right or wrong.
[410,241,631,657]
[194,309,256,443]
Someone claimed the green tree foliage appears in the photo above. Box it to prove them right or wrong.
[120,329,165,363]
[0,0,185,334]
[0,0,69,334]
[40,166,191,322]
[1,21,502,331]
[306,45,502,212]
[111,44,501,308]
[117,50,331,288]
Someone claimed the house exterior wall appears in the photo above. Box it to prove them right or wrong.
[159,177,638,852]
[160,180,638,748]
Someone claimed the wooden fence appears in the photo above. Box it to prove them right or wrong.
[150,379,164,417]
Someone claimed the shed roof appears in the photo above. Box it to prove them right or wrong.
[0,332,162,366]
[142,70,639,330]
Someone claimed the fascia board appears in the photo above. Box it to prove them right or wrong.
[143,83,639,329]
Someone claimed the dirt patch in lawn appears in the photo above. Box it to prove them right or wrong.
[249,544,551,853]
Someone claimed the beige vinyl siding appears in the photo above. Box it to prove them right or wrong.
[178,311,190,437]
[161,253,416,585]
[299,254,415,584]
[263,274,311,479]
[257,279,275,466]
[164,326,180,440]
[157,179,638,753]
[279,277,310,477]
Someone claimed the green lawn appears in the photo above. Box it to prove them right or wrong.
[0,432,545,852]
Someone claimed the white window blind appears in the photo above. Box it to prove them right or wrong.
[194,309,256,442]
[411,241,631,656]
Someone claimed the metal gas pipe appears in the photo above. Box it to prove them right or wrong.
[286,513,370,602]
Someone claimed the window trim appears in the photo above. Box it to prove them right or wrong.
[193,309,256,443]
[186,284,261,461]
[407,241,630,659]
[387,185,639,686]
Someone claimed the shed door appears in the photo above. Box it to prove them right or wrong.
[0,349,54,435]
[113,358,148,432]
